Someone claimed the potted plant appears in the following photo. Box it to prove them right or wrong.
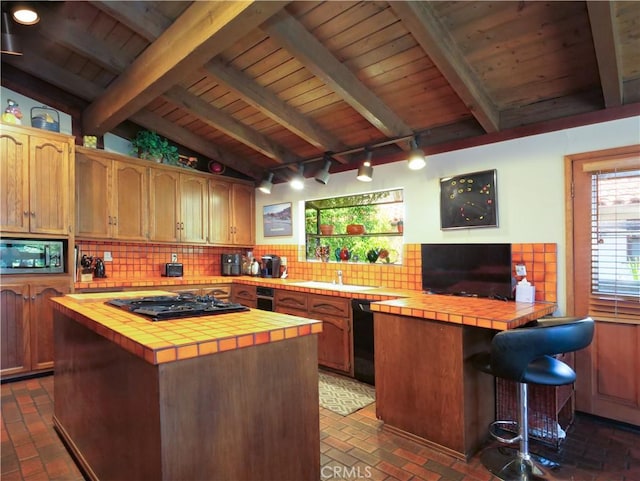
[391,218,403,233]
[130,130,179,165]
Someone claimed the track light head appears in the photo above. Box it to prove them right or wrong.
[258,172,274,194]
[407,138,426,170]
[315,157,332,185]
[290,164,305,190]
[356,150,373,182]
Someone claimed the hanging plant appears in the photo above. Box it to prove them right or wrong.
[130,130,179,165]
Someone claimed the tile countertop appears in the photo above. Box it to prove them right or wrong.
[51,291,322,366]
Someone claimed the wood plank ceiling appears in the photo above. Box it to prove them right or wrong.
[1,1,639,184]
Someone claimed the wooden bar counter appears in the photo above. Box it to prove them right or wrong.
[370,295,556,461]
[51,291,323,481]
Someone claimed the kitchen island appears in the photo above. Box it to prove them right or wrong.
[371,295,556,461]
[51,291,323,481]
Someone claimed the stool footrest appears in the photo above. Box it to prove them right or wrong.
[489,420,521,444]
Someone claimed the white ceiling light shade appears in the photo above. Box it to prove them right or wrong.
[407,138,426,170]
[258,172,274,194]
[314,157,332,185]
[290,164,305,190]
[1,13,22,55]
[356,150,373,182]
[11,4,39,25]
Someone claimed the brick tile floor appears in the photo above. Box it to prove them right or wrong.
[2,375,639,480]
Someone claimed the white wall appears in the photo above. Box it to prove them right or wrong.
[256,116,640,313]
[1,87,73,135]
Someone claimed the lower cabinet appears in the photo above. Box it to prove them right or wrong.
[231,284,257,308]
[1,278,71,378]
[275,289,352,375]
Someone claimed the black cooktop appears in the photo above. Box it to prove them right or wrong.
[106,294,249,321]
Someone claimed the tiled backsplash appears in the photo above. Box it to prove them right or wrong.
[76,241,556,302]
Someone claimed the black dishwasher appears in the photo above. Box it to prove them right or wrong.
[352,299,374,386]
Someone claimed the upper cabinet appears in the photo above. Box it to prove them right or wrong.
[76,148,148,241]
[1,124,74,235]
[209,179,255,246]
[149,170,208,244]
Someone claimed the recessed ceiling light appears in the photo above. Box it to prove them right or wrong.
[12,5,40,25]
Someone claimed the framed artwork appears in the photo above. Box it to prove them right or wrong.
[440,169,498,229]
[263,202,293,237]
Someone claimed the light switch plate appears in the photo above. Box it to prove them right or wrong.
[515,264,527,276]
[104,251,113,261]
[171,253,178,262]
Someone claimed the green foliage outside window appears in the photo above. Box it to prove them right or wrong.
[305,190,404,263]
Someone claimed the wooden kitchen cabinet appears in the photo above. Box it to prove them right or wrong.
[309,294,352,374]
[231,284,257,308]
[275,290,307,316]
[208,179,255,246]
[0,123,74,235]
[75,149,148,241]
[0,277,71,378]
[149,169,208,244]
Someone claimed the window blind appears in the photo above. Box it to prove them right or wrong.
[589,167,640,322]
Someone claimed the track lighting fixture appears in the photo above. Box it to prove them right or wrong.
[314,156,332,184]
[258,172,274,194]
[290,164,305,190]
[1,12,22,55]
[356,150,373,182]
[11,4,39,25]
[407,137,426,170]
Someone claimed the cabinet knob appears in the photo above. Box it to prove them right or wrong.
[23,295,28,300]
[23,211,29,216]
[113,216,117,225]
[31,295,36,300]
[108,216,112,225]
[30,211,36,217]
[181,222,184,230]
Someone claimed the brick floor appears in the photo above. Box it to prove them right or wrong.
[2,374,639,480]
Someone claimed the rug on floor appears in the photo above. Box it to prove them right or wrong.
[318,371,375,416]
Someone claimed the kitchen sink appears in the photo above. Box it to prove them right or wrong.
[290,281,376,292]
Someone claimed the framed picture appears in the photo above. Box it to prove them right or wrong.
[440,169,498,229]
[263,202,293,237]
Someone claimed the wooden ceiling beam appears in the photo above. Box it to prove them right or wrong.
[204,58,347,160]
[390,1,499,133]
[163,86,300,165]
[88,0,171,42]
[587,1,623,107]
[262,10,414,142]
[130,109,262,180]
[82,1,288,135]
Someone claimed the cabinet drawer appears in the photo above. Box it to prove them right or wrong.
[231,285,257,301]
[308,294,350,318]
[275,290,307,311]
[204,284,232,299]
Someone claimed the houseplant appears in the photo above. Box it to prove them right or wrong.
[130,130,179,165]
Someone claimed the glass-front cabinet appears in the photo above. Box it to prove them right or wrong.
[305,189,404,264]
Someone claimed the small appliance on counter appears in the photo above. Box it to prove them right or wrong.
[94,258,107,278]
[162,263,183,277]
[221,254,242,276]
[260,254,281,278]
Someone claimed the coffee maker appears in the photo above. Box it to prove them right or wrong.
[221,254,242,276]
[260,254,281,278]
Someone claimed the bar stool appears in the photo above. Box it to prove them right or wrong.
[473,316,594,481]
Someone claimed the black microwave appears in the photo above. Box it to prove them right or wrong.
[0,239,64,275]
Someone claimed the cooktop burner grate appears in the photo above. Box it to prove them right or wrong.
[106,295,249,321]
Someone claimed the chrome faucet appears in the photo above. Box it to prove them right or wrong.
[337,270,343,285]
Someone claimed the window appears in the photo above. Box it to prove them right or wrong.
[305,189,404,264]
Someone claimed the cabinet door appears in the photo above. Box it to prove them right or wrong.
[231,183,255,245]
[275,290,307,312]
[76,155,111,238]
[114,161,148,241]
[317,315,351,373]
[30,135,70,234]
[180,174,208,244]
[208,179,233,245]
[0,130,30,233]
[231,285,257,308]
[30,280,70,371]
[0,283,30,376]
[203,284,232,299]
[149,169,180,242]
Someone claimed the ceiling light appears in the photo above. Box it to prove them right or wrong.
[314,156,332,185]
[11,5,39,25]
[1,12,22,55]
[290,164,305,190]
[356,150,373,182]
[258,172,274,194]
[407,138,426,170]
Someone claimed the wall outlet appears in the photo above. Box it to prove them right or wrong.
[171,253,178,262]
[103,251,113,262]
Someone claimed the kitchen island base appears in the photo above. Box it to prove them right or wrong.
[374,312,495,461]
[53,311,320,481]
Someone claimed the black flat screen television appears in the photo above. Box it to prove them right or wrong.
[421,243,514,299]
